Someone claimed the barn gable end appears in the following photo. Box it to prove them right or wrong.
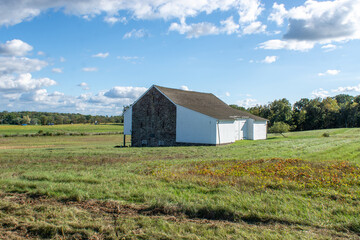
[131,86,176,147]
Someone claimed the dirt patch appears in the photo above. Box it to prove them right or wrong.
[0,145,57,150]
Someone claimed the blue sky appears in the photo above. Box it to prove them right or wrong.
[0,0,359,115]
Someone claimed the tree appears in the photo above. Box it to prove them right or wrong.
[248,105,271,120]
[229,104,246,111]
[321,97,340,128]
[30,118,39,125]
[292,98,310,131]
[303,98,323,130]
[334,94,354,106]
[40,115,48,125]
[268,122,290,137]
[54,115,64,125]
[269,98,292,125]
[22,115,31,124]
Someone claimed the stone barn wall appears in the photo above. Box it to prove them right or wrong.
[131,87,176,147]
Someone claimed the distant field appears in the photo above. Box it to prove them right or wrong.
[0,124,123,135]
[0,128,360,239]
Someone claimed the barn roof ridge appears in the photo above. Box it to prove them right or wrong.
[153,85,267,121]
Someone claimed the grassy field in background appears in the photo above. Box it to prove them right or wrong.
[0,128,360,239]
[0,124,123,136]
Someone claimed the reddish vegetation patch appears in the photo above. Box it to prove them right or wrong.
[152,158,360,190]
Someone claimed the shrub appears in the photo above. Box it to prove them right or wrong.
[322,132,330,137]
[38,130,44,134]
[268,122,290,137]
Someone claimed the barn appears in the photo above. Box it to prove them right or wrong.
[124,85,267,147]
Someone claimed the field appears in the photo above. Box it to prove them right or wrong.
[0,127,360,239]
[0,124,123,136]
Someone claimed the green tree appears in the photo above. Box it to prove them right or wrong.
[303,98,323,130]
[22,115,31,124]
[321,97,340,128]
[229,104,246,111]
[268,122,290,137]
[269,98,292,125]
[40,115,48,125]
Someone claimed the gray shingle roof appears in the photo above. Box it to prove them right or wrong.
[154,85,267,121]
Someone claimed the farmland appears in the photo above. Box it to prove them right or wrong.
[0,124,123,137]
[0,127,360,239]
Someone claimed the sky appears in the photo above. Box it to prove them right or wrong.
[0,0,360,116]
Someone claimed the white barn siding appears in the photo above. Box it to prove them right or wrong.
[247,119,254,140]
[234,119,248,140]
[176,105,217,144]
[124,106,132,135]
[216,120,236,144]
[252,120,267,140]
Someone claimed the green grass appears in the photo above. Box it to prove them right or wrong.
[0,123,123,135]
[0,128,360,239]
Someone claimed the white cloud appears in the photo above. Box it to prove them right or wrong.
[262,0,360,51]
[318,69,340,76]
[0,39,133,115]
[0,73,56,93]
[237,98,259,108]
[225,92,230,97]
[242,21,266,35]
[258,39,315,52]
[283,0,360,42]
[60,57,66,62]
[82,67,98,72]
[104,86,147,99]
[0,0,264,28]
[0,0,267,40]
[117,56,144,64]
[180,85,189,91]
[52,68,63,73]
[1,87,140,116]
[326,70,340,75]
[104,16,126,25]
[92,52,109,58]
[78,82,90,90]
[220,16,239,35]
[0,83,149,115]
[238,0,264,23]
[312,88,329,98]
[169,19,220,38]
[0,56,48,74]
[332,84,360,93]
[321,44,337,52]
[268,3,287,26]
[170,13,266,38]
[123,29,148,39]
[262,56,278,64]
[37,51,45,56]
[20,89,64,103]
[0,39,33,56]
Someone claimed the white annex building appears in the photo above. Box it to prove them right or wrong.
[124,85,267,147]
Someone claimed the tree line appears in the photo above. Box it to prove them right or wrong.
[2,94,359,130]
[230,94,360,131]
[0,111,124,125]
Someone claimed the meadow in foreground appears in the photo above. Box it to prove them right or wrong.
[0,128,360,239]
